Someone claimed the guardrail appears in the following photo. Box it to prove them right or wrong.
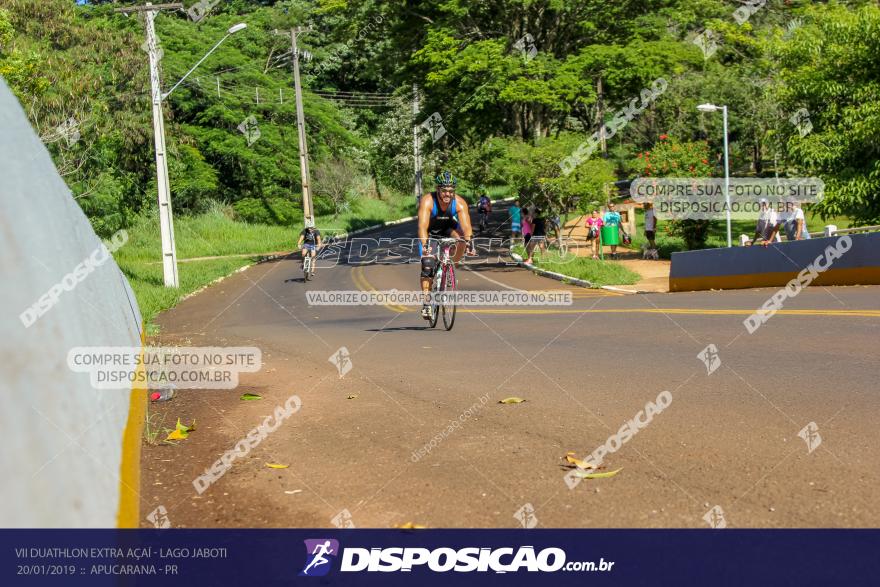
[810,224,880,238]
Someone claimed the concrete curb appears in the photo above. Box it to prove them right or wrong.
[598,285,647,295]
[510,253,654,294]
[509,253,593,288]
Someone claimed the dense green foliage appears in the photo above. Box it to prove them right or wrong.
[2,0,878,243]
[633,135,716,249]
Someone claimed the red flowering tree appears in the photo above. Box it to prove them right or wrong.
[633,136,716,250]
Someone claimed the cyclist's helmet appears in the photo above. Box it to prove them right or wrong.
[434,171,457,188]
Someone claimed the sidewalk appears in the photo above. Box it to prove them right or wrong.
[560,215,670,293]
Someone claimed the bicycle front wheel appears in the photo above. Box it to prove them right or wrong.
[427,266,441,328]
[441,262,456,331]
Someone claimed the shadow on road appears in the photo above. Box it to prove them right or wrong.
[364,325,434,332]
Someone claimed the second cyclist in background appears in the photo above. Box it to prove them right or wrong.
[297,223,322,276]
[477,191,492,233]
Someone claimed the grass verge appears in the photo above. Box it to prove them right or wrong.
[513,246,640,286]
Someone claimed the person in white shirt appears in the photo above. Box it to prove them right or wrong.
[752,198,780,244]
[644,202,657,250]
[765,199,810,243]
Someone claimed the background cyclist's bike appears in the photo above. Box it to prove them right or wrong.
[425,237,460,331]
[302,250,316,281]
[478,209,488,233]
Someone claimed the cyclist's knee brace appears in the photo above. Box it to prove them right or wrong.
[420,256,436,278]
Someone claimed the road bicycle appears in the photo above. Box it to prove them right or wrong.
[425,237,462,331]
[302,248,316,281]
[478,209,489,233]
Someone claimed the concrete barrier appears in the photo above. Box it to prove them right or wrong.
[0,80,145,527]
[669,232,880,292]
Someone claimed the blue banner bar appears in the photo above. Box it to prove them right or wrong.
[2,529,877,586]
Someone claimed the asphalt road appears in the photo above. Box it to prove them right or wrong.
[141,205,880,529]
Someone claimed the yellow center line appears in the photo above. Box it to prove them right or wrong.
[345,269,878,318]
[460,308,880,317]
[351,266,411,313]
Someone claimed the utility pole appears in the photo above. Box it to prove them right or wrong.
[412,83,423,206]
[275,27,314,226]
[116,2,183,288]
[597,75,607,158]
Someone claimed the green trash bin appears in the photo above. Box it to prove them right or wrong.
[600,225,620,246]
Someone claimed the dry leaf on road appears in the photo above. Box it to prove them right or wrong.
[564,452,596,469]
[572,468,622,479]
[165,418,195,441]
[396,522,427,529]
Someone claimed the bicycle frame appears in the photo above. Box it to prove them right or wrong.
[428,238,460,330]
[302,248,316,280]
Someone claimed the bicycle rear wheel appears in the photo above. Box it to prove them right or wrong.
[441,262,456,331]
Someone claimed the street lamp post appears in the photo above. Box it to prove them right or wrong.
[697,103,732,248]
[117,3,246,287]
[163,23,248,101]
[153,22,247,287]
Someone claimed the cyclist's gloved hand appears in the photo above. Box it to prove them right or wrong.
[465,240,477,256]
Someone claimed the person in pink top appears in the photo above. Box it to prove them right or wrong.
[521,206,533,247]
[585,209,604,259]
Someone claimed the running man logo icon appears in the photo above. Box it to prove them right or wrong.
[703,505,727,529]
[420,112,447,143]
[146,505,171,529]
[798,421,822,454]
[299,539,340,577]
[514,503,538,528]
[237,115,261,146]
[692,29,719,60]
[697,344,721,375]
[329,347,353,378]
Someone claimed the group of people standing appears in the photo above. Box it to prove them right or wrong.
[583,202,638,260]
[508,200,548,265]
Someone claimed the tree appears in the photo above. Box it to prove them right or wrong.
[497,134,616,217]
[771,3,880,224]
[633,135,717,250]
[312,158,357,217]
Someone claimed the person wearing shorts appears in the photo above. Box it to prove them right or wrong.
[297,225,322,265]
[416,171,474,318]
[525,208,547,265]
[644,202,657,249]
[585,209,604,259]
[521,206,533,247]
[510,199,522,245]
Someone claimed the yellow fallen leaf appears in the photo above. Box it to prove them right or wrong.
[266,463,289,469]
[564,453,595,469]
[498,397,526,404]
[396,522,427,529]
[572,468,622,479]
[165,418,195,441]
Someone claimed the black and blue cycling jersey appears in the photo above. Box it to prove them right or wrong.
[420,192,461,255]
